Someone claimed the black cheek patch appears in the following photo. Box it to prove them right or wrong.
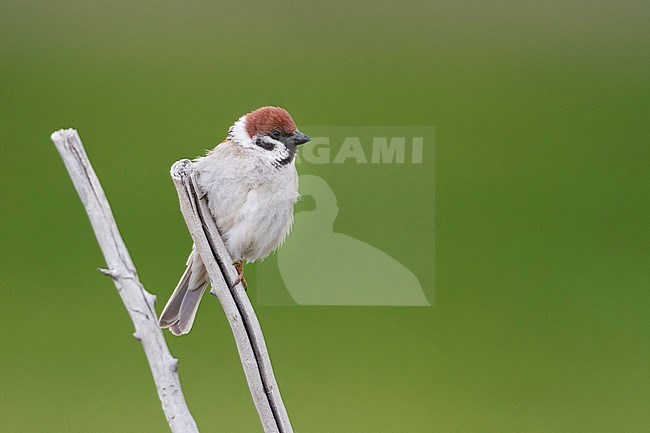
[255,136,275,150]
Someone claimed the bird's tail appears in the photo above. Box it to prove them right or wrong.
[159,247,208,335]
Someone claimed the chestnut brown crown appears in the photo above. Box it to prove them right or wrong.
[245,106,297,138]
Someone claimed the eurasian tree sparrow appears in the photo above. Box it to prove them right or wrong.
[159,106,310,335]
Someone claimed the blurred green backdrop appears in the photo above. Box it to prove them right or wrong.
[1,1,649,432]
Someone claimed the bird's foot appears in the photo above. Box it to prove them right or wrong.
[232,261,248,291]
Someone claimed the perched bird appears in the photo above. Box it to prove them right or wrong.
[159,106,310,335]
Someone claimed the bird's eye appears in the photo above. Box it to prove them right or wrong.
[271,129,281,138]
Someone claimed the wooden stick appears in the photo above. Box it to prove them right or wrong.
[171,159,293,433]
[50,129,199,433]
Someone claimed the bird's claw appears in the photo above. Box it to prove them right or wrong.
[232,261,248,291]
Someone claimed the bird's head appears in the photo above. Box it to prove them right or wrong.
[228,106,311,167]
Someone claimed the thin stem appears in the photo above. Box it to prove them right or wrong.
[50,129,199,433]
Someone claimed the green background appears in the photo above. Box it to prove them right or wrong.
[1,1,649,432]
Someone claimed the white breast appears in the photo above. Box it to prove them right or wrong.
[193,140,299,262]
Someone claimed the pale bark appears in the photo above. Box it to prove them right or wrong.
[50,129,199,433]
[171,159,293,433]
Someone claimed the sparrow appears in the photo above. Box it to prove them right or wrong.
[159,106,310,335]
